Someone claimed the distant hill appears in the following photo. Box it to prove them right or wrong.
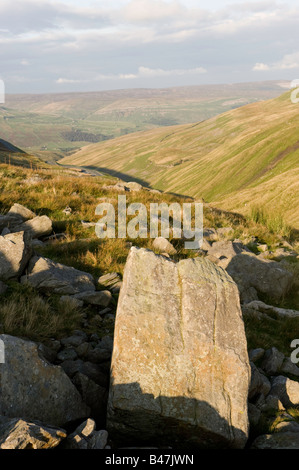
[61,90,299,229]
[0,80,290,160]
[0,138,44,168]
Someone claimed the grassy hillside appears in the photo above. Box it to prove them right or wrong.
[0,81,288,160]
[61,90,299,229]
[0,138,44,168]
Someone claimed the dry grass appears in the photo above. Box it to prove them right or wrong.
[0,286,83,341]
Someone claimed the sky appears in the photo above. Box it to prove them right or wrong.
[1,0,299,94]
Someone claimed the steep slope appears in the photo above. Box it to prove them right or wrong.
[61,91,299,228]
[0,138,44,168]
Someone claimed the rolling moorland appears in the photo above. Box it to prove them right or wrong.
[61,90,299,230]
[0,80,289,162]
[1,82,299,449]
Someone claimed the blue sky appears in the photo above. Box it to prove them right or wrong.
[1,0,299,93]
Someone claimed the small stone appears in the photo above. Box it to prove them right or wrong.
[249,348,265,363]
[57,348,78,362]
[261,347,285,375]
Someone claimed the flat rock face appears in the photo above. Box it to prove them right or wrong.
[21,256,95,295]
[0,231,32,281]
[0,335,90,427]
[107,247,250,449]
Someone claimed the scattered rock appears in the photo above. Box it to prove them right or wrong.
[152,237,177,255]
[7,204,35,221]
[107,247,250,449]
[249,348,265,363]
[21,256,95,295]
[74,290,112,307]
[280,358,299,378]
[0,231,32,281]
[15,215,52,239]
[251,432,299,449]
[0,335,90,427]
[244,301,299,319]
[64,419,108,449]
[270,376,299,409]
[0,418,66,449]
[261,348,285,376]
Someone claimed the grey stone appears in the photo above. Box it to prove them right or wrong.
[261,347,285,375]
[249,348,265,363]
[247,403,261,427]
[0,231,32,281]
[251,432,299,449]
[270,376,299,409]
[107,247,250,449]
[280,357,299,377]
[249,362,271,400]
[74,290,112,307]
[152,237,177,255]
[21,256,95,295]
[14,215,52,239]
[7,204,35,221]
[0,335,90,427]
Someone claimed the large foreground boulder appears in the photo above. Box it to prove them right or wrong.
[21,256,95,295]
[0,231,32,281]
[107,247,250,449]
[0,335,90,427]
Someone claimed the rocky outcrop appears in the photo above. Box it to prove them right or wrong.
[207,241,294,303]
[21,256,96,295]
[0,335,90,427]
[0,231,32,281]
[0,418,66,449]
[107,247,250,449]
[16,215,52,239]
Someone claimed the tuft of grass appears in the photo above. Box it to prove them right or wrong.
[0,289,83,342]
[250,205,292,239]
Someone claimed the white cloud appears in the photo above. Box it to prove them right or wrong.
[253,52,299,71]
[253,62,270,71]
[56,66,207,84]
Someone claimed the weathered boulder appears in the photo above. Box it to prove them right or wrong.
[74,290,112,307]
[107,247,250,449]
[0,231,32,281]
[251,432,299,449]
[223,253,293,303]
[152,237,177,255]
[21,256,95,295]
[7,203,36,221]
[248,363,271,400]
[261,348,285,376]
[243,301,299,319]
[64,419,108,449]
[207,241,293,303]
[0,335,90,426]
[269,376,299,409]
[15,215,52,239]
[0,418,66,449]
